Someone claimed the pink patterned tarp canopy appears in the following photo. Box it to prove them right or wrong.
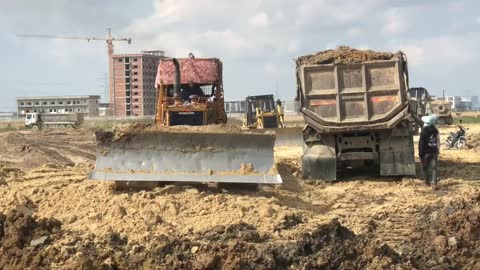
[155,58,222,87]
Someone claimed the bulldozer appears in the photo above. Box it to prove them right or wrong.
[89,55,282,186]
[430,100,453,125]
[243,95,285,129]
[408,87,453,125]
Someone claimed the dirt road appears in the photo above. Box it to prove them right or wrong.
[0,126,479,269]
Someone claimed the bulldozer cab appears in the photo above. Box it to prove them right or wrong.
[155,56,227,126]
[244,95,284,128]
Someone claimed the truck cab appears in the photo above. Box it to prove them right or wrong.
[25,113,41,129]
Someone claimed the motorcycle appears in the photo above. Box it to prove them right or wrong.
[445,125,467,149]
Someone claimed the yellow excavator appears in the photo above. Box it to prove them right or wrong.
[89,55,282,185]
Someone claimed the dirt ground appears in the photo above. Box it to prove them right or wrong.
[0,125,480,269]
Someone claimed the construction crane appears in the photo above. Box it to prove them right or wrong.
[17,28,131,56]
[17,28,131,108]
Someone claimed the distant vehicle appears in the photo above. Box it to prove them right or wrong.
[24,113,84,129]
[445,125,467,149]
[430,100,454,125]
[243,95,284,129]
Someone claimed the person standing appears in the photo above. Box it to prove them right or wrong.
[419,115,440,189]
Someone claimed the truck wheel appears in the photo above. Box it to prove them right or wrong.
[31,125,39,131]
[437,104,446,113]
[58,125,66,129]
[66,124,74,129]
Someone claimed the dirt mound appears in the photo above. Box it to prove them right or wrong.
[467,132,480,151]
[0,206,62,270]
[296,46,398,66]
[24,219,406,270]
[400,195,480,269]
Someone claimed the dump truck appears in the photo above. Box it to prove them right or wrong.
[89,55,281,186]
[297,47,425,180]
[24,112,84,129]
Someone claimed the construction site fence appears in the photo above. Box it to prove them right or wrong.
[224,100,301,114]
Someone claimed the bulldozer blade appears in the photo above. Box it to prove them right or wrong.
[89,131,281,184]
[250,127,303,147]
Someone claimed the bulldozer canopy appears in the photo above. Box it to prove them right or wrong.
[156,58,222,87]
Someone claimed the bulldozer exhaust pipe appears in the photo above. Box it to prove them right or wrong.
[173,58,181,98]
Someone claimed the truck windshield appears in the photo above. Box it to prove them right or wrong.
[26,115,32,119]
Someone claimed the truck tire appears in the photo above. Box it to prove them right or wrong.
[31,124,39,131]
[437,104,446,113]
[66,124,74,129]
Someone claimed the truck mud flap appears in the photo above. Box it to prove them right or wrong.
[379,135,416,176]
[89,132,281,184]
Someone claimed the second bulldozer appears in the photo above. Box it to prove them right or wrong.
[89,55,281,185]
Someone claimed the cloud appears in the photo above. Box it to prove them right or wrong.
[295,0,384,28]
[347,27,363,37]
[287,40,299,53]
[121,0,391,59]
[264,63,276,74]
[476,16,480,24]
[382,8,409,35]
[387,33,480,69]
[447,1,465,12]
[249,12,271,29]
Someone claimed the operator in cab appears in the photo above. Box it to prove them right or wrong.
[181,81,205,102]
[419,114,440,190]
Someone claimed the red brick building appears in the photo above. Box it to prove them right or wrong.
[109,51,165,116]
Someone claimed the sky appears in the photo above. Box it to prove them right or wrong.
[1,0,479,111]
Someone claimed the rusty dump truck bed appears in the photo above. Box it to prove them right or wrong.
[297,47,408,133]
[298,47,417,180]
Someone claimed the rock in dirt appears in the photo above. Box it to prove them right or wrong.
[111,205,127,219]
[448,237,458,248]
[432,235,448,252]
[30,236,49,247]
[190,246,199,254]
[258,205,275,218]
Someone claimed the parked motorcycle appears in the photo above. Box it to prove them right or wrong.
[445,125,467,149]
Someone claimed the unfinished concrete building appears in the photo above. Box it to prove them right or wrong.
[110,51,165,116]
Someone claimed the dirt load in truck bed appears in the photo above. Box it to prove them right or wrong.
[296,46,397,66]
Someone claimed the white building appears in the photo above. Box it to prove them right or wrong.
[17,95,100,117]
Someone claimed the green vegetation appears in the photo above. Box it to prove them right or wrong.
[454,115,480,124]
